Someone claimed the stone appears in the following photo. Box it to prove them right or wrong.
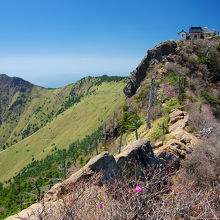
[169,114,189,132]
[180,134,191,145]
[115,140,158,167]
[124,41,177,98]
[169,109,184,119]
[154,141,163,148]
[45,152,119,202]
[169,109,185,125]
[171,128,198,146]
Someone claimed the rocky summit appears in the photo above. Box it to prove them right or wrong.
[124,41,177,98]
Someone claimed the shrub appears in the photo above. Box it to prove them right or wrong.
[187,103,216,133]
[149,105,163,121]
[182,140,220,188]
[200,91,220,105]
[162,84,178,98]
[180,121,220,188]
[26,164,175,220]
[149,116,169,142]
[163,97,182,115]
[198,54,211,66]
[26,161,220,220]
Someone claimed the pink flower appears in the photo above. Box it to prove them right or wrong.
[134,186,143,192]
[69,198,75,202]
[98,204,103,209]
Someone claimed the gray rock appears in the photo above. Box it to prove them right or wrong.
[45,152,119,201]
[115,140,158,168]
[124,41,177,98]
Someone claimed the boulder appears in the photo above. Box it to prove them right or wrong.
[169,109,185,125]
[115,140,158,168]
[169,114,189,132]
[45,152,118,201]
[171,128,198,146]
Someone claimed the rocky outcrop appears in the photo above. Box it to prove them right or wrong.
[45,141,165,202]
[169,109,185,125]
[155,109,199,158]
[124,41,177,98]
[115,140,158,167]
[44,152,119,202]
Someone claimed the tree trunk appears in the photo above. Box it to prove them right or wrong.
[146,79,155,129]
[134,112,139,140]
[119,135,123,153]
[103,123,107,150]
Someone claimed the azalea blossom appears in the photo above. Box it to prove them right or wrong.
[98,204,103,209]
[134,186,143,192]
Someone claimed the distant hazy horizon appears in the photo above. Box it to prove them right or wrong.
[0,0,219,87]
[0,56,137,88]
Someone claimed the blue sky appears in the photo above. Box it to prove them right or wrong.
[0,0,219,87]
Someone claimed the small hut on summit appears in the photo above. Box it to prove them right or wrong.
[178,26,218,41]
[178,29,188,41]
[189,27,203,40]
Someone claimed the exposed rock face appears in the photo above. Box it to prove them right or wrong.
[45,142,164,202]
[115,140,158,167]
[45,152,118,202]
[124,41,177,98]
[155,109,199,158]
[169,109,185,125]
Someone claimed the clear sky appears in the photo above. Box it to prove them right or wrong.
[0,0,219,87]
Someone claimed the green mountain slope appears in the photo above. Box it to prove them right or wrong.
[0,76,126,182]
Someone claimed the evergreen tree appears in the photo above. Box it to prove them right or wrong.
[118,106,142,152]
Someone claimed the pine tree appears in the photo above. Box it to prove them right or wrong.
[118,106,142,152]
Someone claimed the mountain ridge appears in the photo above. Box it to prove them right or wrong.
[1,37,220,219]
[0,75,126,182]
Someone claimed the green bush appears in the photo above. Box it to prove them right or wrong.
[149,116,169,142]
[198,55,211,66]
[200,91,220,105]
[178,93,187,103]
[160,72,179,85]
[163,97,182,115]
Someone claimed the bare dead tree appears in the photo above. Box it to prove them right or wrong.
[146,77,158,129]
[132,108,139,140]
